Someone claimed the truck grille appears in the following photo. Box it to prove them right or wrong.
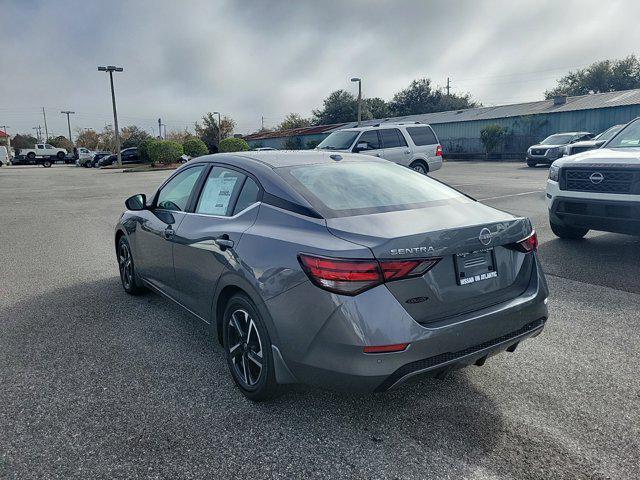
[530,148,547,156]
[562,168,640,194]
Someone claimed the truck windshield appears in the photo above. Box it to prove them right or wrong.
[317,131,359,150]
[540,134,573,145]
[605,120,640,148]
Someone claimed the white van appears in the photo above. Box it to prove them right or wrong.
[0,146,10,166]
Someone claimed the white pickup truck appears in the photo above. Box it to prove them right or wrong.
[20,143,67,160]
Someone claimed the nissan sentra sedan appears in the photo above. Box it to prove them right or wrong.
[115,151,549,400]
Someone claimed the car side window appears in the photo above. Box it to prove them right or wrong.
[356,130,380,150]
[196,167,245,216]
[233,177,260,215]
[380,129,405,148]
[156,165,206,212]
[45,144,53,149]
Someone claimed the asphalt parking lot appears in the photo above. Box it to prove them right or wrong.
[1,162,638,479]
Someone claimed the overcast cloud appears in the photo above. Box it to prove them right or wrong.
[2,0,639,137]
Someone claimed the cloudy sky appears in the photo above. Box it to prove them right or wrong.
[2,0,639,138]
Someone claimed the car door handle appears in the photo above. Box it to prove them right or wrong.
[162,228,175,240]
[215,236,234,250]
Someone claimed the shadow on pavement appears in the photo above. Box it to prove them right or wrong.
[0,276,586,478]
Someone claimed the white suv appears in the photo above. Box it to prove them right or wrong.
[546,117,640,238]
[316,123,443,174]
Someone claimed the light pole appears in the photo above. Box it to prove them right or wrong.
[98,65,124,166]
[351,77,362,126]
[213,111,222,152]
[60,111,75,144]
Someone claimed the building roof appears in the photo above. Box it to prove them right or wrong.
[243,123,347,141]
[0,129,8,138]
[245,88,640,141]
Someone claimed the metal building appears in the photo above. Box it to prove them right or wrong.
[244,89,640,158]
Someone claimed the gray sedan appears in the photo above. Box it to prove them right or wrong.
[115,151,549,400]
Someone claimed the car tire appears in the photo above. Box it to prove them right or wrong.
[409,160,429,175]
[117,236,146,295]
[550,219,588,239]
[42,160,52,168]
[57,151,65,160]
[527,160,537,167]
[223,293,280,401]
[27,152,36,160]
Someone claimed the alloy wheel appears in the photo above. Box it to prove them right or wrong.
[412,163,427,174]
[227,309,264,387]
[118,242,133,289]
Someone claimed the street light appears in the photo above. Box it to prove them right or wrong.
[351,77,362,126]
[98,65,124,166]
[60,111,75,144]
[213,111,222,152]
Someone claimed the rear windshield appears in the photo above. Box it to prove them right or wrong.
[279,161,466,218]
[406,126,437,146]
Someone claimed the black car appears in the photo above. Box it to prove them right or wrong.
[97,147,140,167]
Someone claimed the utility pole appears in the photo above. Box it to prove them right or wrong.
[98,65,124,166]
[351,78,362,126]
[60,111,75,144]
[213,111,222,150]
[42,107,49,141]
[446,77,451,96]
[157,118,162,139]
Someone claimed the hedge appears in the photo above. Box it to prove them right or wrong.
[149,140,184,165]
[183,137,209,157]
[219,137,249,153]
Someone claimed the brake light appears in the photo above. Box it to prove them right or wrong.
[298,254,440,296]
[436,144,443,157]
[513,231,538,253]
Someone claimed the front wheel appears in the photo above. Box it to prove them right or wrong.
[223,294,280,401]
[42,160,52,168]
[550,219,588,239]
[409,160,429,175]
[117,236,146,295]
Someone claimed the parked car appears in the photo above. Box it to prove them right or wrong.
[19,143,67,161]
[98,147,140,167]
[90,151,111,167]
[547,117,640,238]
[77,147,96,167]
[0,146,10,166]
[115,151,548,400]
[526,132,594,167]
[563,124,624,156]
[316,122,443,174]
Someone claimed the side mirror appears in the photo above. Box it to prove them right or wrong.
[354,142,368,152]
[125,193,146,211]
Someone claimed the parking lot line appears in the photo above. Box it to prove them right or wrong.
[478,190,543,201]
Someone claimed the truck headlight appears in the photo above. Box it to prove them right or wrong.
[548,165,560,182]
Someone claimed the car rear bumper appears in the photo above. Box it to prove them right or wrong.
[267,257,549,392]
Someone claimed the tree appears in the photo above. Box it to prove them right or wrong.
[166,129,194,145]
[75,129,100,150]
[278,113,311,131]
[121,125,152,149]
[219,137,249,153]
[183,137,209,157]
[312,90,372,125]
[96,125,115,152]
[195,113,236,152]
[149,140,183,165]
[47,135,73,151]
[480,124,507,159]
[12,134,38,151]
[545,55,640,98]
[389,78,478,116]
[364,97,392,119]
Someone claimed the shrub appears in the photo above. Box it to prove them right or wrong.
[183,137,209,158]
[480,124,507,159]
[284,136,303,150]
[139,138,159,163]
[219,137,249,153]
[149,140,184,165]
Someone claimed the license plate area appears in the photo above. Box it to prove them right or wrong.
[454,248,497,285]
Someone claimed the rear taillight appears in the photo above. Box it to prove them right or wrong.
[298,254,440,296]
[435,144,443,157]
[511,230,538,253]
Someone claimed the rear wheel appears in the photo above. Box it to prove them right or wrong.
[409,160,429,175]
[117,236,146,294]
[223,293,279,401]
[27,152,36,160]
[57,151,65,160]
[550,219,588,239]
